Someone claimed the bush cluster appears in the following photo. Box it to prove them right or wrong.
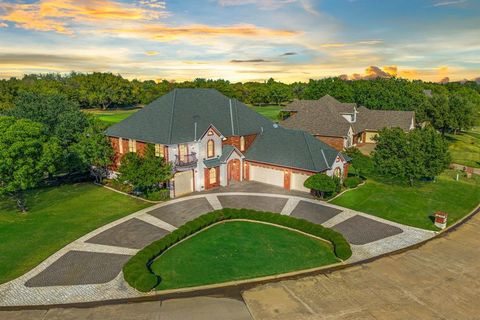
[123,208,352,292]
[344,176,362,188]
[144,189,170,201]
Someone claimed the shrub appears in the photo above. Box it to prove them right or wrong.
[123,208,352,292]
[344,176,362,188]
[304,174,337,198]
[144,189,169,201]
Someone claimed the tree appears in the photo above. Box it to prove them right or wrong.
[304,174,337,198]
[372,127,450,185]
[0,117,61,212]
[7,91,88,145]
[70,117,114,183]
[118,145,173,192]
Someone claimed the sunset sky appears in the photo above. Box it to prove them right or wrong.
[0,0,479,83]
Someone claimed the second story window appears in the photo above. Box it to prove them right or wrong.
[207,139,215,158]
[155,144,164,158]
[240,136,245,152]
[128,139,136,153]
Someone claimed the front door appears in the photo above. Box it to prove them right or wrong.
[228,159,241,184]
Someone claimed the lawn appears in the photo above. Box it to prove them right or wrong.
[151,221,339,290]
[0,183,149,284]
[331,170,480,230]
[446,127,480,168]
[247,105,283,121]
[86,108,140,125]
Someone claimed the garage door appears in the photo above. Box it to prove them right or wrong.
[291,173,310,192]
[174,170,194,197]
[250,165,284,187]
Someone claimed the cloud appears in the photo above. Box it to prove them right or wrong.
[383,65,398,77]
[144,50,160,56]
[0,22,7,27]
[0,0,167,34]
[217,0,319,15]
[108,23,298,42]
[138,0,166,9]
[432,0,468,7]
[319,40,382,49]
[230,59,272,63]
[280,52,297,56]
[344,66,398,80]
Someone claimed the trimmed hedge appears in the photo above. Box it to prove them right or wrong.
[123,208,352,292]
[344,176,362,188]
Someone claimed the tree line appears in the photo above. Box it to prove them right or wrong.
[1,72,479,132]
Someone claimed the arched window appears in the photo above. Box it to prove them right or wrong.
[334,167,341,178]
[207,139,215,158]
[240,136,245,152]
[209,167,217,184]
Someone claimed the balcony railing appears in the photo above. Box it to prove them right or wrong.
[174,152,198,168]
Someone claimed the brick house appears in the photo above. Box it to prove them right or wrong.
[106,89,350,198]
[281,95,415,151]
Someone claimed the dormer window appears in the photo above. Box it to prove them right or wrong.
[207,139,215,158]
[240,136,245,152]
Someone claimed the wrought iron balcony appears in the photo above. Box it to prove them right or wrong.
[174,152,198,168]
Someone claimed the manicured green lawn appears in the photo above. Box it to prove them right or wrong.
[248,105,283,121]
[331,170,480,230]
[447,127,480,168]
[151,221,339,290]
[86,108,140,125]
[0,183,149,284]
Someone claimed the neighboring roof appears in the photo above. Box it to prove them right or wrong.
[245,126,341,172]
[203,145,242,168]
[284,95,356,114]
[281,95,415,136]
[106,88,273,144]
[281,95,353,137]
[354,106,414,132]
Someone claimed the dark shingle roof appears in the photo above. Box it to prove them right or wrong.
[106,88,272,144]
[354,106,414,132]
[246,126,341,172]
[281,96,352,137]
[281,95,414,136]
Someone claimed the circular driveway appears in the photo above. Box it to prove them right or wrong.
[0,184,435,306]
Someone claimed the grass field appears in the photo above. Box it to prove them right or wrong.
[86,108,140,125]
[447,127,480,168]
[0,183,149,284]
[151,221,339,290]
[331,170,480,230]
[247,105,283,121]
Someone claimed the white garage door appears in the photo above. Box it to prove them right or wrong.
[174,170,194,197]
[291,173,311,192]
[250,165,284,187]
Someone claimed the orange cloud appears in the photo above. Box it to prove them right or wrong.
[109,23,298,42]
[383,65,398,77]
[144,50,160,56]
[0,0,166,34]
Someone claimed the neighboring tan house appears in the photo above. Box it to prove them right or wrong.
[280,95,415,151]
[106,89,350,198]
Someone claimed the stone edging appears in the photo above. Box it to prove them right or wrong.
[327,180,366,202]
[96,183,162,204]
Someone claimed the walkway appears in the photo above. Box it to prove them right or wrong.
[243,206,480,319]
[0,184,434,306]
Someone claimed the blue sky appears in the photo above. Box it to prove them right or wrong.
[0,0,479,82]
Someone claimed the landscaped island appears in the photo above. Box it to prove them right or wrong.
[152,221,339,290]
[123,209,351,292]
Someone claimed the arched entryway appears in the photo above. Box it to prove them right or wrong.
[228,159,241,184]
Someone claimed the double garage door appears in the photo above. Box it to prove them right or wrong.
[174,170,194,197]
[249,164,311,192]
[249,165,284,187]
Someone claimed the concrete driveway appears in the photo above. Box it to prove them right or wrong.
[0,183,434,307]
